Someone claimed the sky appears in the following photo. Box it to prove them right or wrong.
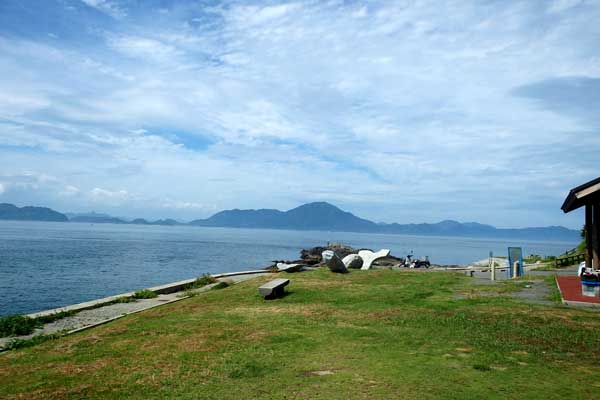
[0,0,598,228]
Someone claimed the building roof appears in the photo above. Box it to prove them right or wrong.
[561,176,600,213]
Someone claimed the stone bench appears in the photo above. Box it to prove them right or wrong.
[259,278,290,299]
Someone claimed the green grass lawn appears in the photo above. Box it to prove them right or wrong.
[1,270,599,399]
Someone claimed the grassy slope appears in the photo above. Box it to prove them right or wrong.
[1,270,599,399]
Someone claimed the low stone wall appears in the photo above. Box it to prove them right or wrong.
[26,269,270,319]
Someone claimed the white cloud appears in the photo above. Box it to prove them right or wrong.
[226,3,302,26]
[0,1,599,227]
[108,35,181,62]
[60,185,80,197]
[547,0,582,14]
[0,182,5,195]
[161,199,212,211]
[80,0,125,19]
[90,187,129,201]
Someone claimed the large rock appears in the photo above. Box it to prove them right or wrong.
[327,243,357,259]
[276,263,304,273]
[342,254,363,269]
[322,250,348,273]
[300,246,327,264]
[300,243,357,265]
[359,249,391,270]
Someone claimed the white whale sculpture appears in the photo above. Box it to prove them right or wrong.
[342,254,363,269]
[358,249,391,270]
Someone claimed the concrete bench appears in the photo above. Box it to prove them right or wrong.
[259,278,290,299]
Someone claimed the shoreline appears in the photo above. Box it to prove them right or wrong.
[1,270,272,351]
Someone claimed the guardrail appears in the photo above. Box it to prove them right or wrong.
[554,252,585,267]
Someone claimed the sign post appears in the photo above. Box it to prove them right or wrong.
[489,251,495,281]
[508,247,523,278]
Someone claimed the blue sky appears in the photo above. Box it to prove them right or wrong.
[0,0,598,228]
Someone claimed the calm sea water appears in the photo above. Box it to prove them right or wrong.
[0,221,577,316]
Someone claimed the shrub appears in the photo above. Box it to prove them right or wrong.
[133,289,158,299]
[0,315,39,337]
[192,274,217,288]
[5,333,61,350]
[36,310,76,324]
[111,296,137,304]
[211,281,230,290]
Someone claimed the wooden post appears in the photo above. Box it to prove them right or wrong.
[592,203,600,269]
[585,204,593,269]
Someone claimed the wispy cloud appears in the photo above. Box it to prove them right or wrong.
[0,0,598,226]
[80,0,126,18]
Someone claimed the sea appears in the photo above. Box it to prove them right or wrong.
[0,220,578,316]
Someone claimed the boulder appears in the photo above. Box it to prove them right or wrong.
[342,254,363,269]
[300,243,358,264]
[276,263,304,273]
[327,243,357,259]
[359,249,391,270]
[322,250,348,273]
[300,246,327,265]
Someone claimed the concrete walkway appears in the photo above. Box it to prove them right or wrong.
[459,264,578,280]
[0,272,269,350]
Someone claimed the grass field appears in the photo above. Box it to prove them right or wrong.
[1,269,599,399]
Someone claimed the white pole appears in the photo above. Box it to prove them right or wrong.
[490,252,495,281]
[513,261,519,279]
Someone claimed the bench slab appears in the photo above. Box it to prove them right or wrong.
[259,278,290,299]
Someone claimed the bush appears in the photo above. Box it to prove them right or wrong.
[192,274,217,288]
[5,333,61,350]
[0,315,39,337]
[473,364,491,372]
[133,289,158,299]
[577,240,586,254]
[211,281,230,290]
[111,296,137,304]
[35,310,76,324]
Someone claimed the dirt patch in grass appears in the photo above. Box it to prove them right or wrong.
[303,369,336,376]
[224,304,334,319]
[31,384,94,400]
[455,347,473,353]
[176,335,210,351]
[55,357,113,376]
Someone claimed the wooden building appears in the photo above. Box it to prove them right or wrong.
[562,177,600,270]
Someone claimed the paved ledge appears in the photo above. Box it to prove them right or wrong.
[26,269,271,319]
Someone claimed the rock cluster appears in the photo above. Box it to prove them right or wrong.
[272,243,430,273]
[320,245,392,273]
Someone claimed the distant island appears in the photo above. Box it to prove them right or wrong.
[64,211,183,226]
[0,202,580,241]
[189,202,580,241]
[0,203,68,222]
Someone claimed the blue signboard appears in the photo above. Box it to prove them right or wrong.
[508,247,523,278]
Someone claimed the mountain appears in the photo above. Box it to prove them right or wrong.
[151,219,182,226]
[1,201,580,241]
[190,202,377,232]
[67,214,182,226]
[190,202,580,241]
[0,203,68,222]
[65,212,112,219]
[69,215,127,224]
[379,220,497,236]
